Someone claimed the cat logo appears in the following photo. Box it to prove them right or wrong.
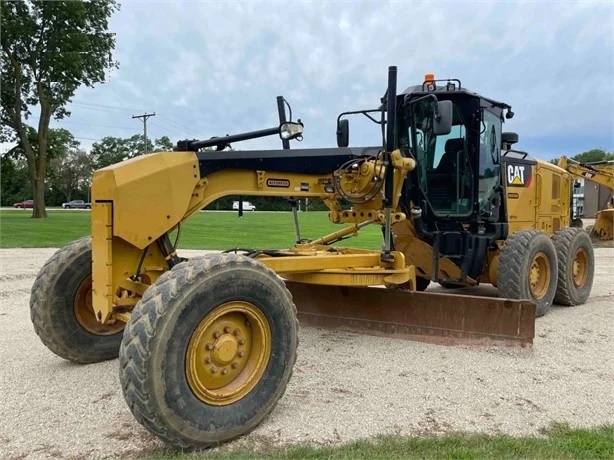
[506,164,532,187]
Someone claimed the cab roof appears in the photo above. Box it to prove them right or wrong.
[401,83,511,110]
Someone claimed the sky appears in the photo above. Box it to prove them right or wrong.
[41,0,614,161]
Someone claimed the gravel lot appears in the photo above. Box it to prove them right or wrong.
[1,246,613,459]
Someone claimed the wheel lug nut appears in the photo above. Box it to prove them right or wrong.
[238,350,245,358]
[224,326,231,333]
[231,362,238,369]
[222,368,228,375]
[233,328,240,336]
[205,343,214,350]
[205,357,212,364]
[213,331,220,339]
[210,366,217,373]
[238,339,245,345]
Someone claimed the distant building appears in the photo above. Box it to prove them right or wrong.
[572,179,585,218]
[584,179,613,218]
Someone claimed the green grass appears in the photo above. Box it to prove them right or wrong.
[0,210,383,249]
[148,424,614,460]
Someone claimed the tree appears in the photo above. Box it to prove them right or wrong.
[1,126,83,205]
[551,148,614,166]
[92,134,176,169]
[1,0,119,217]
[48,147,95,202]
[0,154,31,206]
[572,149,613,164]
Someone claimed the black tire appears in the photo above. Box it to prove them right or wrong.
[119,254,299,449]
[30,237,125,363]
[552,227,594,306]
[85,205,91,209]
[497,230,558,317]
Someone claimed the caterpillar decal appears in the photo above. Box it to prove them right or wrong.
[506,163,532,187]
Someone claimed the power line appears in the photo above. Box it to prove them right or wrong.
[71,100,145,113]
[70,99,209,141]
[72,99,206,138]
[52,119,137,131]
[132,112,156,155]
[155,114,206,139]
[148,120,185,137]
[74,136,103,142]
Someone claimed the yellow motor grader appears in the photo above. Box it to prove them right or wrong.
[557,156,614,241]
[30,67,594,449]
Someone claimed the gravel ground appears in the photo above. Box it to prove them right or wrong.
[1,247,613,459]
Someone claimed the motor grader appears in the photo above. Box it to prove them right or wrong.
[30,66,594,449]
[557,156,614,241]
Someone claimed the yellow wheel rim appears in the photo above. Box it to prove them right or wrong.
[186,301,271,406]
[572,247,589,288]
[529,252,551,300]
[73,275,124,335]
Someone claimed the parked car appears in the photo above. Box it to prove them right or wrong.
[13,199,34,209]
[61,200,91,209]
[232,200,256,211]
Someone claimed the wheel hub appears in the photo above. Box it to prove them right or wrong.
[528,252,550,300]
[212,335,238,365]
[186,301,271,406]
[73,275,124,335]
[572,247,588,288]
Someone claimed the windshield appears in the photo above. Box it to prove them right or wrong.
[401,98,472,217]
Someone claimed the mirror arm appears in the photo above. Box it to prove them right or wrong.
[403,93,439,113]
[337,108,384,126]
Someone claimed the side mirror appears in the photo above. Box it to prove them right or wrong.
[433,100,452,135]
[279,121,304,140]
[501,132,519,146]
[336,119,349,147]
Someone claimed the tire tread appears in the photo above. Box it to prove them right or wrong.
[119,254,298,448]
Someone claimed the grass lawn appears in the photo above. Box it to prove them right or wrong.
[0,209,384,249]
[148,424,613,459]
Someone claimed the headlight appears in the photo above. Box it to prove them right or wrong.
[279,121,304,140]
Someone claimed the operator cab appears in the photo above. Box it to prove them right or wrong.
[394,76,516,282]
[397,76,514,226]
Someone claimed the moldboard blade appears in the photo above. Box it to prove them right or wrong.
[285,282,535,347]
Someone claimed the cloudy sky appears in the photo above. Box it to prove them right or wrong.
[49,0,612,161]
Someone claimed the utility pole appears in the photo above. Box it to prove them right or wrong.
[132,112,156,155]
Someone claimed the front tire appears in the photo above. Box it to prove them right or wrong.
[30,237,125,363]
[119,254,299,449]
[552,227,594,306]
[497,230,558,317]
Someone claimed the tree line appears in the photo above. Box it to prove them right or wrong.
[2,2,611,215]
[1,131,174,206]
[0,128,329,211]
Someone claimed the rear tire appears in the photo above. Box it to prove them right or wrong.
[552,227,594,306]
[30,237,125,363]
[119,254,299,449]
[497,230,558,317]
